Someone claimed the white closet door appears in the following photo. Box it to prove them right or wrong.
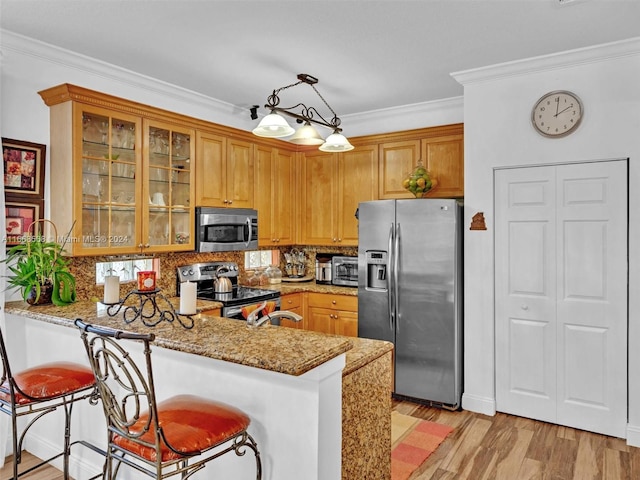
[555,161,627,437]
[495,160,627,438]
[495,166,557,423]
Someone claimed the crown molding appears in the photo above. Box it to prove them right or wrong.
[342,96,464,137]
[0,29,243,120]
[452,36,640,86]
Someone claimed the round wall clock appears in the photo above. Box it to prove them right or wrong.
[531,90,583,138]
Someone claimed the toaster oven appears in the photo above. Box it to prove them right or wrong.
[331,256,358,287]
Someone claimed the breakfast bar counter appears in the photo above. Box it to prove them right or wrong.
[3,300,392,480]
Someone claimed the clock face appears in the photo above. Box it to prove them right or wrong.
[531,90,583,137]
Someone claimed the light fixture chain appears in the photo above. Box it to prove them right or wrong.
[274,80,303,96]
[311,84,338,119]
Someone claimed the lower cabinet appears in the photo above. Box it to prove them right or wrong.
[280,293,305,329]
[305,293,358,337]
[203,292,357,335]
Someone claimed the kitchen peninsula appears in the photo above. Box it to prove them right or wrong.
[4,299,392,480]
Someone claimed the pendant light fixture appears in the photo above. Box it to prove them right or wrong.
[288,122,325,146]
[252,73,354,152]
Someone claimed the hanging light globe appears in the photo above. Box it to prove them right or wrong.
[319,132,354,152]
[288,122,325,145]
[252,112,295,138]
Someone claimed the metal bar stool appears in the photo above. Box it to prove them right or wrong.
[75,319,262,480]
[0,326,98,479]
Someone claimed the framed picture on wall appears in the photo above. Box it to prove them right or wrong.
[2,138,46,197]
[4,199,43,247]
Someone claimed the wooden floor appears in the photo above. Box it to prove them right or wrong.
[0,452,63,480]
[3,400,639,480]
[393,398,640,480]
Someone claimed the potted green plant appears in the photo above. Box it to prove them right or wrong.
[3,219,76,306]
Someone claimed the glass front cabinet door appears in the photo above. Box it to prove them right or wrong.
[79,107,141,253]
[143,120,194,251]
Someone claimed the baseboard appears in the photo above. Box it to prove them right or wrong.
[26,433,104,479]
[627,423,640,447]
[461,392,496,416]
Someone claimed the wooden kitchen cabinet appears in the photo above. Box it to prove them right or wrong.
[378,139,421,199]
[279,293,305,329]
[195,132,254,208]
[254,145,295,246]
[299,145,377,246]
[378,124,464,199]
[201,307,222,317]
[39,84,195,256]
[305,293,358,337]
[421,133,464,198]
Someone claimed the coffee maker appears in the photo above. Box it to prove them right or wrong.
[315,254,334,284]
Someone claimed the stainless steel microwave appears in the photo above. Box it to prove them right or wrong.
[195,207,258,252]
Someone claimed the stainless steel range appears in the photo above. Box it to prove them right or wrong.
[176,262,280,319]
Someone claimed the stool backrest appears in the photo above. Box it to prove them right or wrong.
[75,319,162,454]
[0,326,15,398]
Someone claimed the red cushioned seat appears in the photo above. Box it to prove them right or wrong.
[114,394,251,462]
[0,361,96,405]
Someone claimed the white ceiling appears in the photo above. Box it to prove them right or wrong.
[2,0,640,122]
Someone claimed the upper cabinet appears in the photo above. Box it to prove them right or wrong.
[299,144,377,246]
[377,124,464,199]
[195,132,254,208]
[378,140,421,199]
[421,133,464,198]
[38,85,195,256]
[144,120,194,251]
[254,145,295,246]
[39,85,464,253]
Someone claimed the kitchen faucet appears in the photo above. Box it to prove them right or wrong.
[246,302,303,328]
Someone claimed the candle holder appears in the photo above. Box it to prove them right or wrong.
[104,288,194,329]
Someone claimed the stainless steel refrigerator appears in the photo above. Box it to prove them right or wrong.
[357,199,463,407]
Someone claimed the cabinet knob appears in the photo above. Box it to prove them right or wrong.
[332,300,337,304]
[144,243,150,248]
[521,304,529,310]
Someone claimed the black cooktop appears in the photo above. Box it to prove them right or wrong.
[196,286,280,307]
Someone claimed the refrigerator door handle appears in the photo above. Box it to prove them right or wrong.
[394,222,400,332]
[388,222,394,330]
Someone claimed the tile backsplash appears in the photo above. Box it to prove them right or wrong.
[69,245,357,301]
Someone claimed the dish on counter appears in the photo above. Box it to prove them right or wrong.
[281,275,314,283]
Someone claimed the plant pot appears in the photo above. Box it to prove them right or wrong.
[26,282,54,305]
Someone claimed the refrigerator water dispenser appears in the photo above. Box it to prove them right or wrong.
[366,251,387,290]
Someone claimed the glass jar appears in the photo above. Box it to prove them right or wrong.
[245,270,258,286]
[254,267,269,285]
[265,265,283,284]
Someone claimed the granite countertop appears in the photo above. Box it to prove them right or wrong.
[4,297,391,378]
[253,280,358,296]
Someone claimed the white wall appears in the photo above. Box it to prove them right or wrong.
[454,37,640,445]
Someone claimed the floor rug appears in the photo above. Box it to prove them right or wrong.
[391,411,454,480]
